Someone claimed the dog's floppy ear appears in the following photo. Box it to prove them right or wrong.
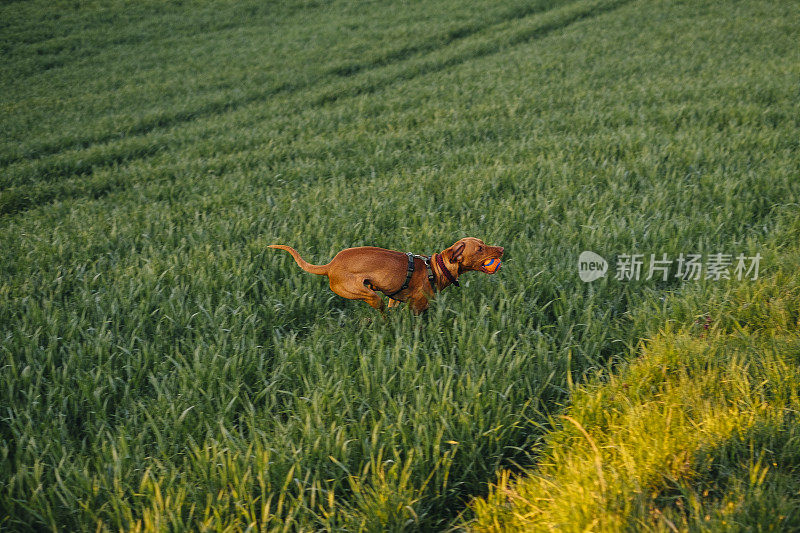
[448,242,466,263]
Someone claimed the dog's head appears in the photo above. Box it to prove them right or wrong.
[444,237,504,274]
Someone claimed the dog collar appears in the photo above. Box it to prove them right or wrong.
[435,253,459,287]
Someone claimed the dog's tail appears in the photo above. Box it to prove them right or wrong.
[269,245,330,275]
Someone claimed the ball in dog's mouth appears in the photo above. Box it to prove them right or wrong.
[482,258,501,274]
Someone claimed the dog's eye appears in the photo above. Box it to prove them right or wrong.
[478,246,483,252]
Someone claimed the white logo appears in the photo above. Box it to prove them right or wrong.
[578,251,608,282]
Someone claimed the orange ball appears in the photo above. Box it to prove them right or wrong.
[483,258,501,273]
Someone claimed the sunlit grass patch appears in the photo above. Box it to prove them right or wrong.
[469,243,800,531]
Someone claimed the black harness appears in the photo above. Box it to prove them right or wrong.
[386,252,436,300]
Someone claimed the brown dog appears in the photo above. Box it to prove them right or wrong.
[269,237,504,314]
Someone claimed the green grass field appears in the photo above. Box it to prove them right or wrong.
[2,0,799,530]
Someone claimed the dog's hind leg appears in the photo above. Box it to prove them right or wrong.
[328,275,386,315]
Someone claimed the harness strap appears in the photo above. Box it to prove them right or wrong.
[420,255,436,290]
[386,252,415,299]
[386,253,440,301]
